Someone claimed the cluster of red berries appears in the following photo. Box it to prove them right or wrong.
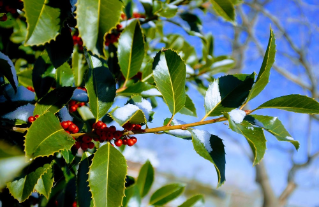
[61,120,79,134]
[0,0,22,21]
[105,24,122,46]
[120,12,146,20]
[72,31,83,51]
[68,100,86,113]
[26,86,35,92]
[28,115,39,123]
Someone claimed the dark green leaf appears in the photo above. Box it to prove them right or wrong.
[88,143,127,207]
[35,167,54,199]
[136,160,154,197]
[123,185,141,207]
[72,48,88,87]
[85,54,116,121]
[56,63,75,87]
[61,149,76,164]
[17,69,33,87]
[25,112,75,159]
[149,183,185,206]
[180,12,202,33]
[76,0,123,56]
[189,129,226,187]
[256,94,319,114]
[210,0,235,22]
[118,82,155,97]
[178,195,205,207]
[77,153,92,207]
[153,49,186,115]
[0,52,18,92]
[179,95,197,117]
[245,115,299,150]
[33,87,75,115]
[118,20,145,80]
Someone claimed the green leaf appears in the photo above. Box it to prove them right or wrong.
[206,56,235,75]
[149,183,185,206]
[72,48,88,87]
[246,29,276,102]
[46,27,73,68]
[163,119,192,139]
[10,19,27,44]
[110,104,147,126]
[180,12,202,33]
[17,69,33,87]
[0,52,18,92]
[179,95,197,117]
[189,129,226,187]
[7,163,52,202]
[202,33,214,60]
[245,115,299,150]
[178,195,205,207]
[204,74,255,117]
[230,0,243,5]
[136,160,154,198]
[158,4,178,18]
[256,94,319,114]
[33,87,75,115]
[118,19,145,80]
[118,82,155,97]
[76,0,123,57]
[210,0,235,22]
[123,185,141,207]
[0,141,29,190]
[25,112,75,159]
[226,114,266,165]
[56,63,75,87]
[153,49,186,115]
[77,153,92,207]
[85,54,116,121]
[61,149,76,164]
[88,143,127,207]
[24,0,67,45]
[34,167,54,199]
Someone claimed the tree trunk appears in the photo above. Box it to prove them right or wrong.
[255,160,280,207]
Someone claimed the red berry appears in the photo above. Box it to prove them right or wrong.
[75,142,81,149]
[61,121,69,129]
[113,131,122,139]
[123,123,133,131]
[114,139,123,147]
[82,135,92,143]
[106,132,113,140]
[100,133,107,141]
[72,126,79,133]
[65,131,71,134]
[81,143,88,151]
[28,116,35,123]
[79,102,85,107]
[34,115,39,119]
[101,123,107,129]
[67,121,73,125]
[95,121,103,129]
[70,105,78,113]
[72,201,77,207]
[69,100,77,106]
[134,124,141,130]
[88,142,94,149]
[68,124,77,132]
[127,139,135,146]
[122,138,128,145]
[131,137,137,144]
[109,126,116,132]
[95,129,102,136]
[93,137,100,142]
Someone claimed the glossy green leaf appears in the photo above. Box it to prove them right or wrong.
[46,27,73,68]
[118,82,155,97]
[179,95,197,117]
[246,29,276,102]
[136,160,154,198]
[256,94,319,114]
[77,153,92,207]
[7,163,52,202]
[24,0,67,45]
[245,115,299,150]
[61,149,76,164]
[153,49,186,115]
[85,54,116,121]
[0,52,18,92]
[17,69,33,87]
[56,63,75,87]
[123,185,141,207]
[226,113,266,165]
[76,0,123,56]
[88,143,127,207]
[33,87,75,115]
[25,112,75,159]
[110,104,147,126]
[178,195,205,207]
[149,183,185,206]
[210,0,235,22]
[0,141,29,190]
[72,48,88,87]
[204,73,255,117]
[190,129,226,187]
[34,167,54,199]
[118,19,145,80]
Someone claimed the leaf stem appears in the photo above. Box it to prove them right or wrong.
[116,80,128,93]
[200,114,208,122]
[166,114,175,126]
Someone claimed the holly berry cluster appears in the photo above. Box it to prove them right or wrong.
[61,120,79,134]
[28,115,39,123]
[72,31,83,51]
[68,100,86,113]
[0,0,22,21]
[105,24,122,46]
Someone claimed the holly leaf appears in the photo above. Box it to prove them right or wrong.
[153,49,186,115]
[77,153,92,207]
[245,115,299,150]
[149,183,185,206]
[72,48,88,87]
[85,54,116,121]
[33,87,75,115]
[118,19,145,80]
[34,167,54,199]
[256,94,319,114]
[123,185,141,207]
[110,104,147,126]
[61,149,76,164]
[179,95,197,117]
[7,163,52,202]
[226,113,266,165]
[25,112,75,159]
[88,143,127,207]
[210,0,235,23]
[189,129,226,187]
[178,195,205,207]
[0,52,18,93]
[136,160,154,198]
[17,69,33,87]
[56,63,75,87]
[76,0,123,57]
[204,73,255,117]
[246,29,276,102]
[164,119,192,139]
[118,82,155,97]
